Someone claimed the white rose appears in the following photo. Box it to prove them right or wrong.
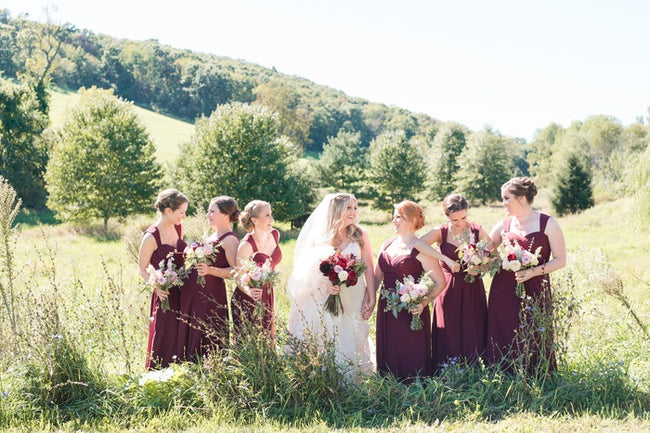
[470,255,482,266]
[195,248,206,259]
[338,270,349,281]
[400,293,411,303]
[508,260,521,272]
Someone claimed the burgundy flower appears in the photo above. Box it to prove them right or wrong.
[346,270,358,286]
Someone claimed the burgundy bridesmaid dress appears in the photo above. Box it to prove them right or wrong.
[432,222,488,369]
[376,238,432,380]
[486,213,556,371]
[178,231,237,361]
[145,224,186,370]
[232,228,282,341]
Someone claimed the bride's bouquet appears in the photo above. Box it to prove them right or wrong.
[319,250,367,316]
[183,239,220,286]
[501,239,542,297]
[232,258,279,318]
[382,274,435,331]
[145,254,187,312]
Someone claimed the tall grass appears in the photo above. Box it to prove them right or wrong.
[1,196,649,431]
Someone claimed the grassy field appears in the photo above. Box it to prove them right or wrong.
[1,193,648,432]
[48,87,195,165]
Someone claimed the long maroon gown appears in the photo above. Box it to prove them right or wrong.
[432,222,488,369]
[145,224,186,370]
[376,239,432,380]
[487,213,556,371]
[178,231,237,362]
[231,229,282,341]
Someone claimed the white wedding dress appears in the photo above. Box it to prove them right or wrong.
[287,241,375,379]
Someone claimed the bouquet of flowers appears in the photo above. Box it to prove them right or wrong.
[456,234,498,283]
[381,274,435,331]
[501,239,542,297]
[232,258,279,318]
[145,254,186,312]
[319,250,367,316]
[183,239,220,286]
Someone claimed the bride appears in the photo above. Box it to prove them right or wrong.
[287,193,376,377]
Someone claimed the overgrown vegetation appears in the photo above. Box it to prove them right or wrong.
[0,183,648,431]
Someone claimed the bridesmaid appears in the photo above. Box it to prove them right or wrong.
[421,194,490,369]
[486,177,566,371]
[232,200,282,340]
[179,196,240,361]
[374,200,446,380]
[138,189,188,370]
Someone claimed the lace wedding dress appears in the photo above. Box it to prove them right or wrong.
[287,194,375,380]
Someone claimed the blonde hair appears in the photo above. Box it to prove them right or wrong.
[239,200,271,232]
[325,193,363,247]
[395,200,425,231]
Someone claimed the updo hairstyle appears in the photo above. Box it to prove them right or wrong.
[442,194,468,216]
[502,177,538,203]
[154,189,188,213]
[395,200,425,231]
[239,200,271,232]
[210,196,240,223]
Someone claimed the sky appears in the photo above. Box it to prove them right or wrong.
[4,0,650,141]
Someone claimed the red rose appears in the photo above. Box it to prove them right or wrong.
[346,270,358,286]
[507,253,516,261]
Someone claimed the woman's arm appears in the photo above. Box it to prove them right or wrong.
[138,233,168,300]
[516,217,567,283]
[411,253,446,315]
[414,237,461,273]
[199,235,239,279]
[235,241,262,300]
[359,228,376,320]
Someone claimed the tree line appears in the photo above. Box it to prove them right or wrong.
[1,11,649,226]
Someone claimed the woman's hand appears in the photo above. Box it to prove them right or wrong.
[154,286,168,301]
[249,287,263,301]
[361,298,375,320]
[326,284,341,295]
[410,299,428,317]
[196,263,212,277]
[444,257,461,273]
[515,267,536,284]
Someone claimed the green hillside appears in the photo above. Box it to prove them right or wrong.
[49,87,195,165]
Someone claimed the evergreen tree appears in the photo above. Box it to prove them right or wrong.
[367,130,427,212]
[551,151,594,216]
[174,102,314,221]
[45,87,161,229]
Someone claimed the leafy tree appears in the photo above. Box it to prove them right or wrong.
[45,87,161,229]
[174,102,315,221]
[367,130,427,212]
[453,129,512,205]
[0,77,49,209]
[317,130,367,193]
[428,122,469,200]
[528,122,564,185]
[254,79,312,149]
[551,150,594,216]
